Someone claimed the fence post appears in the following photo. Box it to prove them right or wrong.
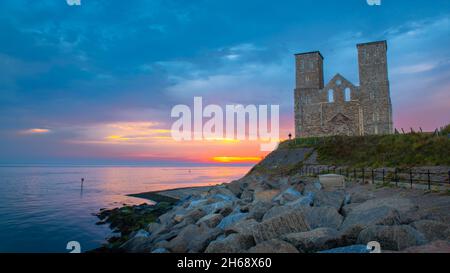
[371,169,375,184]
[448,171,450,184]
[427,170,431,190]
[410,169,413,189]
[394,168,398,187]
[382,169,385,183]
[362,168,365,184]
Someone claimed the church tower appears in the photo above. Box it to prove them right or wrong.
[294,51,324,137]
[357,41,393,134]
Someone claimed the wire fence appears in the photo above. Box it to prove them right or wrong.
[299,165,450,190]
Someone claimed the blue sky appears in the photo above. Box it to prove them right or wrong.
[0,0,449,164]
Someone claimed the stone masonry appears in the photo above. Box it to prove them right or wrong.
[294,41,393,137]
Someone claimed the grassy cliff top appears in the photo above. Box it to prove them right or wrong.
[277,125,450,168]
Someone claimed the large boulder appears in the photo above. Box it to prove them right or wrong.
[253,189,280,203]
[120,235,153,253]
[282,227,342,253]
[247,239,300,253]
[273,187,302,205]
[253,206,343,243]
[318,174,346,189]
[340,205,402,244]
[357,225,427,251]
[247,201,273,222]
[313,190,346,211]
[196,213,223,228]
[205,233,255,253]
[165,224,222,253]
[224,218,259,236]
[410,220,450,241]
[217,212,248,230]
[400,240,450,253]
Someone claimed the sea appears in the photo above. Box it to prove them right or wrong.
[0,165,250,253]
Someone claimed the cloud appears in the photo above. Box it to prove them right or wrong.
[66,0,81,6]
[20,128,51,135]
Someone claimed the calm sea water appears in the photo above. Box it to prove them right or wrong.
[0,165,250,253]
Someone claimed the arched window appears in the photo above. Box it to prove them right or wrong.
[344,88,351,101]
[328,89,334,103]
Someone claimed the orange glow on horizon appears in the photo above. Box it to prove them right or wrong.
[212,156,262,163]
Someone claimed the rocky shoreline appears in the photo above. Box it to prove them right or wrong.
[94,171,450,253]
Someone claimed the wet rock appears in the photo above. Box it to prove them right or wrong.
[282,228,342,252]
[247,239,300,253]
[357,225,427,251]
[205,233,255,253]
[240,189,254,203]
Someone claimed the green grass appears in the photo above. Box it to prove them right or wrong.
[279,125,450,168]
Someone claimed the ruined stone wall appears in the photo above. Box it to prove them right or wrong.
[294,41,393,138]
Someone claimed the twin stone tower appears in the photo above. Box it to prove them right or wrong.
[294,40,393,138]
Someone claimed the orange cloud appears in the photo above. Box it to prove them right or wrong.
[20,128,51,134]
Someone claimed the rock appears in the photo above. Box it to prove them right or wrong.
[273,187,302,205]
[400,240,450,253]
[285,192,314,208]
[247,239,300,253]
[318,174,346,189]
[318,245,370,253]
[253,189,280,203]
[205,233,255,253]
[218,212,248,230]
[151,248,170,253]
[357,225,427,251]
[147,222,163,234]
[202,201,233,215]
[340,205,402,244]
[351,197,416,214]
[247,201,273,221]
[298,206,343,230]
[224,218,259,236]
[186,199,209,210]
[226,180,244,197]
[313,190,346,210]
[282,228,342,252]
[350,191,375,203]
[262,205,289,221]
[253,206,343,243]
[196,213,223,228]
[410,220,450,241]
[166,224,222,253]
[240,189,254,203]
[120,236,153,253]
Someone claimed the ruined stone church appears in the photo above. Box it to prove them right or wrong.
[294,40,393,137]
